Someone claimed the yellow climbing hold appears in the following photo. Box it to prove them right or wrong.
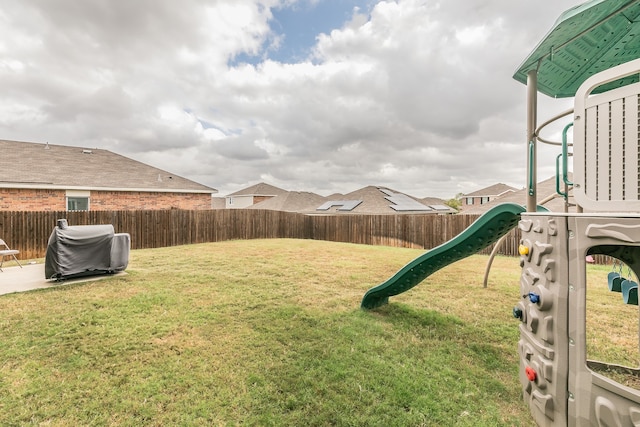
[519,245,529,256]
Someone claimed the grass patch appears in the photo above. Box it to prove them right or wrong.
[0,239,564,426]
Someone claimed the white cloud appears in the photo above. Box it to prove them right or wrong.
[0,0,581,198]
[455,25,490,46]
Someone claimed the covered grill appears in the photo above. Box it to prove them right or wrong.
[45,219,130,280]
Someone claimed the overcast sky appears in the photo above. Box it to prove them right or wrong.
[1,0,580,198]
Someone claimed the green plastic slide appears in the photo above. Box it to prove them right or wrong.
[361,203,526,309]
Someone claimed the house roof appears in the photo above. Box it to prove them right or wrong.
[227,182,288,197]
[247,191,326,212]
[0,140,216,194]
[420,197,457,213]
[464,183,518,198]
[463,176,574,214]
[312,186,448,214]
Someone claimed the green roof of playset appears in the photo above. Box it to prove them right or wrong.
[513,0,640,98]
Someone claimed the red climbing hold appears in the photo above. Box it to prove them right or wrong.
[525,366,537,382]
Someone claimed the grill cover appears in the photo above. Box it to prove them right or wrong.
[44,224,129,280]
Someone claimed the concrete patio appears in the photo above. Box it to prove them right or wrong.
[0,263,125,296]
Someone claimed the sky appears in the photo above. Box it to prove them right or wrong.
[0,0,581,199]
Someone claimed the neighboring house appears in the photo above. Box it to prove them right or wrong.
[211,197,226,209]
[460,183,518,210]
[463,176,574,214]
[309,186,454,215]
[0,139,217,211]
[247,191,326,213]
[221,184,453,215]
[225,182,288,209]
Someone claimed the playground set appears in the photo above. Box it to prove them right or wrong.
[361,1,640,426]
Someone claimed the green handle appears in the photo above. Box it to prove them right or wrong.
[556,154,567,197]
[528,141,535,196]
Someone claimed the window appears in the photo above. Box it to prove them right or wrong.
[466,197,474,205]
[66,190,90,211]
[481,196,490,204]
[67,197,89,211]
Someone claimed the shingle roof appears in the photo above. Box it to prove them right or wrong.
[314,186,445,214]
[421,197,446,205]
[0,139,216,193]
[247,191,326,212]
[227,182,288,197]
[420,197,457,213]
[464,183,518,197]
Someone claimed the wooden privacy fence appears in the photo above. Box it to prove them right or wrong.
[0,210,521,260]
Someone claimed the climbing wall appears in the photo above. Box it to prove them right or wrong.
[516,213,570,426]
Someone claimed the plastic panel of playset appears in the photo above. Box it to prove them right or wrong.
[516,214,570,426]
[518,214,640,426]
[573,58,640,212]
[567,215,640,427]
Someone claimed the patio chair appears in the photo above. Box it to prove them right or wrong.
[0,239,22,272]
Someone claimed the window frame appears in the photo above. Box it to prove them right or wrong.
[66,190,90,211]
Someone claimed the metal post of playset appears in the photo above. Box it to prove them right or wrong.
[526,69,538,214]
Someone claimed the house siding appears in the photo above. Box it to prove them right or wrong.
[0,188,211,211]
[465,196,491,206]
[226,195,255,209]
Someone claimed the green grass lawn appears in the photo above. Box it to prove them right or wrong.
[0,239,622,426]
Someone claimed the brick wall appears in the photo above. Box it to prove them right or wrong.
[0,188,211,211]
[91,191,211,210]
[0,189,66,211]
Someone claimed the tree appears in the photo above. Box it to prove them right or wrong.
[443,193,465,211]
[444,197,461,211]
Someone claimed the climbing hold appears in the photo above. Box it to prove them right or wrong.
[523,292,540,304]
[525,366,537,382]
[513,306,523,319]
[519,245,529,256]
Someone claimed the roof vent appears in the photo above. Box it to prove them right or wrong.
[82,149,93,154]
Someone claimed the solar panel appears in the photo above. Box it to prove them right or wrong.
[378,188,433,211]
[429,205,452,211]
[316,200,363,211]
[389,204,434,211]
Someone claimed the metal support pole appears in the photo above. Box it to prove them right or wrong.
[526,69,538,213]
